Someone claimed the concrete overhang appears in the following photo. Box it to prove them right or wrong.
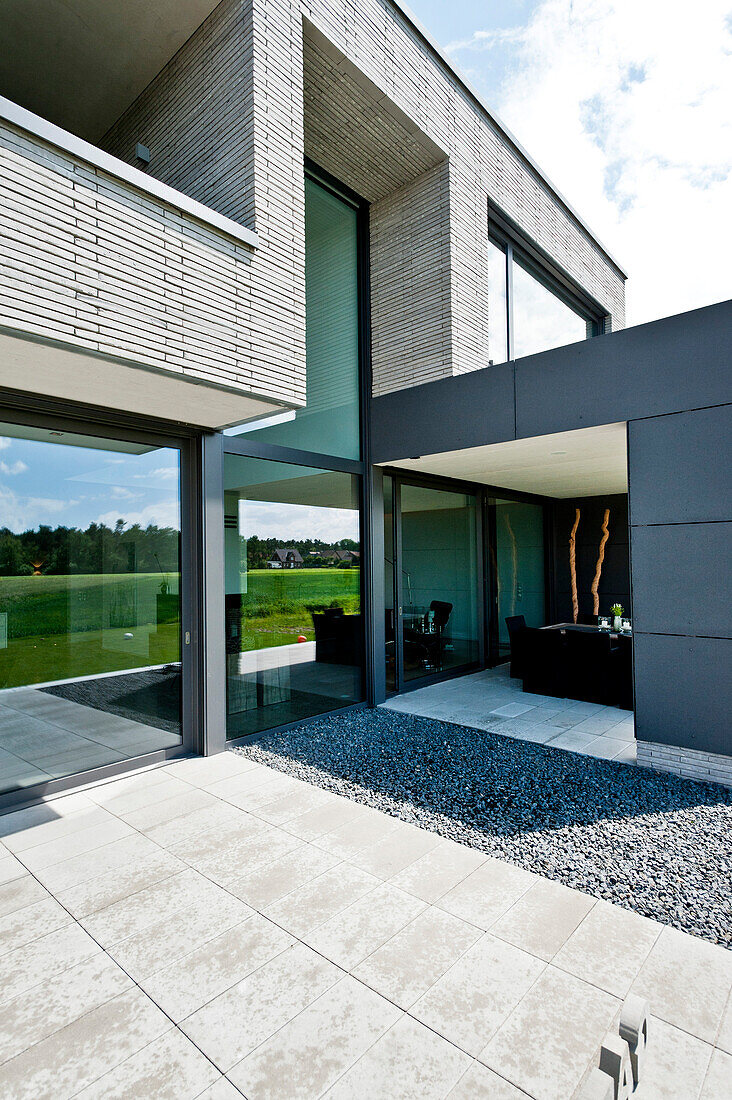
[0,0,220,143]
[0,328,291,432]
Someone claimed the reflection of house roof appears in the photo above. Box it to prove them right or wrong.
[270,547,303,563]
[325,549,358,561]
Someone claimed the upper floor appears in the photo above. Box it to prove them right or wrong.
[0,0,626,420]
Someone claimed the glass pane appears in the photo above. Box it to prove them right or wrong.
[400,484,480,682]
[383,475,396,693]
[495,498,546,657]
[229,177,361,459]
[512,255,587,359]
[488,238,508,364]
[224,454,363,738]
[0,424,182,796]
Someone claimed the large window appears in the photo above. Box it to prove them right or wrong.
[399,483,480,683]
[493,497,546,658]
[488,229,600,363]
[227,175,361,460]
[224,455,363,739]
[0,422,182,797]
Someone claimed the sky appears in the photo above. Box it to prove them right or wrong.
[406,0,732,325]
[0,436,181,535]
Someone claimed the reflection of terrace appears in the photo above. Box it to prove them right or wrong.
[227,641,361,738]
[0,668,181,795]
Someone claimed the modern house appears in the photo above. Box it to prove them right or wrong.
[0,0,729,810]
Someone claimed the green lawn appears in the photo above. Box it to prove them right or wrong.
[239,568,360,650]
[0,567,359,686]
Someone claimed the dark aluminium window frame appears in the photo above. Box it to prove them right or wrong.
[0,392,198,813]
[211,161,375,749]
[488,201,608,360]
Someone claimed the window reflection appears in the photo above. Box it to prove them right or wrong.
[227,177,361,459]
[400,484,480,682]
[224,455,363,738]
[0,424,182,795]
[512,256,587,359]
[487,239,508,365]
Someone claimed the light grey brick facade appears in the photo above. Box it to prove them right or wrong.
[96,0,624,400]
[0,119,294,401]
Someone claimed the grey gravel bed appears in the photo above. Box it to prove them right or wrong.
[234,708,732,948]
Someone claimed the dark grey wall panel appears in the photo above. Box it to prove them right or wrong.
[631,523,731,638]
[371,361,515,464]
[628,405,732,526]
[371,300,732,464]
[633,633,732,756]
[516,300,732,439]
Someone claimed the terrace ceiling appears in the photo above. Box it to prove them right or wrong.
[384,423,629,498]
[0,0,219,142]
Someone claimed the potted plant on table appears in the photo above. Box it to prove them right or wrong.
[610,603,624,631]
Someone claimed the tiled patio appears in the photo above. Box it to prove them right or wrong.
[0,750,730,1099]
[383,663,637,764]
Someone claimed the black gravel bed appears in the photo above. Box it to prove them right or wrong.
[234,709,732,948]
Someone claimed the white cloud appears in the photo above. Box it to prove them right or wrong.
[0,460,28,476]
[0,486,78,532]
[97,501,181,531]
[0,439,11,451]
[238,501,359,543]
[448,0,732,324]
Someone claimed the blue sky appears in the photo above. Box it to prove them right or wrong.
[0,436,180,534]
[406,0,732,325]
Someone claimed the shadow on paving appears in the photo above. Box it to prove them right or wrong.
[239,708,732,946]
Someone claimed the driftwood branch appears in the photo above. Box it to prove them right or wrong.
[569,509,580,623]
[591,508,611,616]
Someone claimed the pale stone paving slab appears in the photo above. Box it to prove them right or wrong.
[352,906,482,1008]
[479,967,619,1100]
[180,942,342,1072]
[410,934,546,1057]
[323,1014,471,1099]
[227,976,402,1099]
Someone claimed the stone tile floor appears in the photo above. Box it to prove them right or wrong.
[383,663,637,764]
[0,751,730,1098]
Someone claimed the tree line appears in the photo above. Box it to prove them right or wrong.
[0,521,180,576]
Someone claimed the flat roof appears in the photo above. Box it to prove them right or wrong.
[391,1,628,279]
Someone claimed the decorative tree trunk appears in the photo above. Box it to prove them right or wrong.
[591,508,611,616]
[569,509,580,623]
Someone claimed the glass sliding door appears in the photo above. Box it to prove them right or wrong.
[0,422,183,797]
[224,454,363,739]
[399,483,480,683]
[493,497,546,659]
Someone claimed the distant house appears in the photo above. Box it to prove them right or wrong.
[322,549,359,564]
[268,548,304,569]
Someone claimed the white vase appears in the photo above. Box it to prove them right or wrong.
[613,616,622,631]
